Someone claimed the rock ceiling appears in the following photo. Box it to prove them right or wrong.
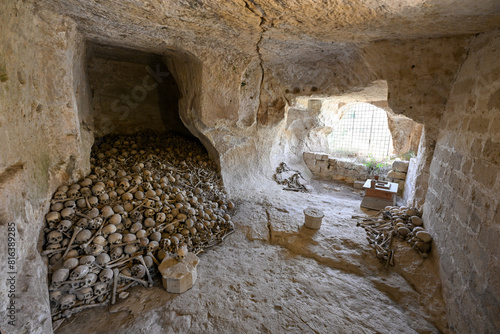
[39,0,500,58]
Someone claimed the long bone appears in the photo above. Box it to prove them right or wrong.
[118,273,148,287]
[62,226,83,259]
[137,255,153,287]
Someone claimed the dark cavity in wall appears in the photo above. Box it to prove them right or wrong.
[87,43,194,140]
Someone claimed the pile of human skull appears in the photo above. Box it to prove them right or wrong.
[41,132,235,321]
[356,205,432,266]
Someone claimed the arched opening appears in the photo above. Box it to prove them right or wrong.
[329,102,394,160]
[87,43,195,139]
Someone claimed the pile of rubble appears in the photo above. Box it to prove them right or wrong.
[356,206,432,266]
[41,132,234,323]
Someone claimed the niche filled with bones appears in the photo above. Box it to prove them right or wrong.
[42,45,234,320]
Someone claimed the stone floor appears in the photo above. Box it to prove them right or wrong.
[55,179,446,334]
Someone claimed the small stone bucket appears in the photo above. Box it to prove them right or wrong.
[303,207,325,230]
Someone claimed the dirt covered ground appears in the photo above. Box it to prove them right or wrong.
[56,178,447,334]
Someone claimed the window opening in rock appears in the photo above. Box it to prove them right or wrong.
[87,44,194,139]
[329,102,393,160]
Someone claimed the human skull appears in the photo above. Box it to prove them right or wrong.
[93,235,106,246]
[76,229,92,244]
[130,222,142,234]
[124,244,138,255]
[96,253,110,267]
[66,189,80,199]
[99,268,114,284]
[119,180,130,190]
[79,255,95,267]
[102,224,117,238]
[80,187,91,197]
[53,191,67,201]
[87,207,99,218]
[88,217,103,230]
[46,212,61,226]
[131,177,142,187]
[144,218,155,228]
[147,241,159,253]
[51,202,64,212]
[149,231,161,242]
[77,287,94,301]
[88,196,99,207]
[108,233,123,245]
[62,258,79,271]
[153,201,163,211]
[99,193,110,205]
[134,191,145,200]
[76,218,89,229]
[130,264,146,279]
[88,244,104,257]
[122,192,134,202]
[47,230,63,244]
[108,191,118,201]
[176,244,188,262]
[64,200,77,210]
[59,294,76,310]
[94,283,108,296]
[57,220,73,233]
[70,265,90,280]
[80,178,93,187]
[130,211,143,223]
[82,273,98,288]
[101,206,114,218]
[155,212,166,223]
[143,256,154,268]
[110,247,123,261]
[60,208,75,221]
[92,184,106,196]
[109,214,122,225]
[49,290,63,305]
[122,233,137,243]
[135,229,147,239]
[51,268,70,289]
[123,218,133,229]
[115,223,125,233]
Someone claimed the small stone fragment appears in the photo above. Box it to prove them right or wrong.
[118,291,129,299]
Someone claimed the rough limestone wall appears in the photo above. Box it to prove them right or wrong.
[362,38,470,208]
[0,2,92,333]
[423,29,500,333]
[303,152,368,184]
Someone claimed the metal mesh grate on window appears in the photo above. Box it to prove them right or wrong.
[328,102,393,159]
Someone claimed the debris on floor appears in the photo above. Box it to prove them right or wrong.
[356,205,432,266]
[273,162,309,192]
[41,132,235,326]
[159,251,200,293]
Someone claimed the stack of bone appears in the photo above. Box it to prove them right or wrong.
[356,206,432,266]
[273,162,309,192]
[41,133,235,323]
